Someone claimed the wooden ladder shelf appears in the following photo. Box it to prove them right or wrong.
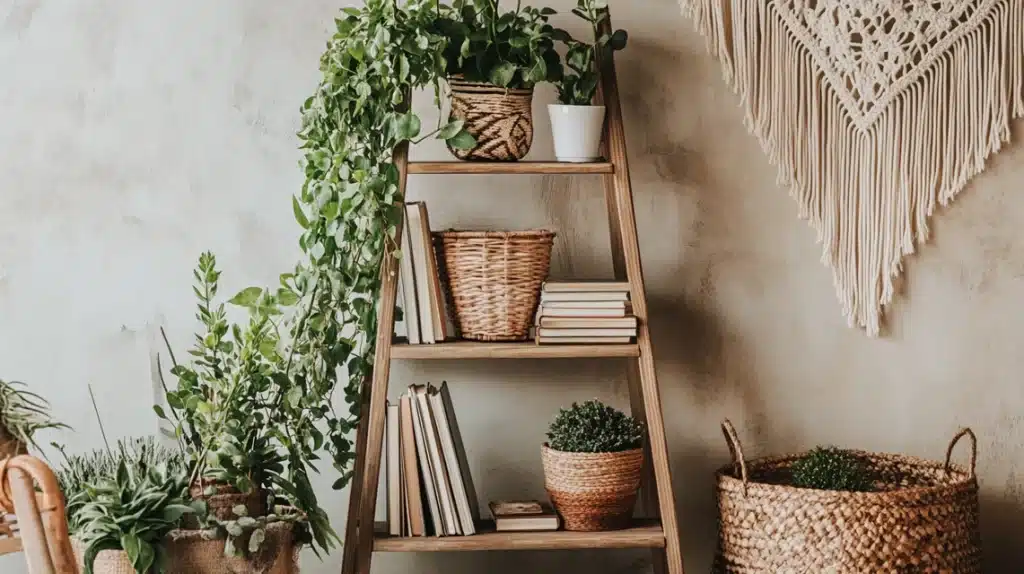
[339,13,685,574]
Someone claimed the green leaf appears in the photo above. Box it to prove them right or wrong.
[292,196,309,229]
[447,130,477,150]
[437,119,464,140]
[153,405,168,420]
[121,533,141,564]
[609,29,628,51]
[229,287,263,307]
[394,112,421,141]
[488,62,517,87]
[249,528,266,553]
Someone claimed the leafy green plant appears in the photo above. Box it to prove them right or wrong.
[546,400,644,453]
[0,379,67,452]
[790,447,874,492]
[56,437,197,574]
[552,0,627,105]
[434,0,563,88]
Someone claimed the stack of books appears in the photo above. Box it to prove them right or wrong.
[489,501,560,532]
[398,202,451,344]
[535,281,637,344]
[386,383,479,537]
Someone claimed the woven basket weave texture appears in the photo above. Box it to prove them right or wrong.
[714,420,982,574]
[447,79,534,161]
[437,230,554,341]
[542,445,643,532]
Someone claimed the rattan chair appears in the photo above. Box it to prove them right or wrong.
[0,455,77,573]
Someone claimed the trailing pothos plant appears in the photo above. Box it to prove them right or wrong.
[433,0,563,88]
[552,0,627,105]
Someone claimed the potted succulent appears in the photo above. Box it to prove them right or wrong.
[434,0,563,161]
[56,437,199,574]
[541,400,644,531]
[789,446,874,491]
[0,379,66,458]
[548,0,627,162]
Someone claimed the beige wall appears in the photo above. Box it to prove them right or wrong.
[2,0,1023,572]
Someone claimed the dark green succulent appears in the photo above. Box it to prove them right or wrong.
[790,446,874,492]
[546,400,644,453]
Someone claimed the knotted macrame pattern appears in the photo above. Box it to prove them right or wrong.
[680,0,1024,335]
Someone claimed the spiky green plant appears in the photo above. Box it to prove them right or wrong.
[0,379,67,452]
[546,400,644,453]
[790,446,874,492]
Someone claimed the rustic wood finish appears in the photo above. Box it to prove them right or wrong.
[341,11,684,572]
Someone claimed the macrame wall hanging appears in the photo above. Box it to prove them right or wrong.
[679,0,1024,335]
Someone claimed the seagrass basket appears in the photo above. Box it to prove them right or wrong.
[437,230,554,341]
[541,445,643,531]
[447,78,534,161]
[714,420,982,574]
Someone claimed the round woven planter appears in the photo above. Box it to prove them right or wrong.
[447,78,534,162]
[715,420,983,573]
[73,541,136,574]
[437,230,554,341]
[541,445,643,532]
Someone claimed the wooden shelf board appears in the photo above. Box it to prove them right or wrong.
[390,340,640,359]
[407,161,614,175]
[373,519,665,552]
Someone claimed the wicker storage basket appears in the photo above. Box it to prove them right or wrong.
[437,230,554,341]
[715,420,982,574]
[542,445,643,532]
[447,78,534,161]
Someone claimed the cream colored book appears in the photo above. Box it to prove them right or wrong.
[538,328,637,338]
[405,204,436,344]
[428,384,477,535]
[489,501,560,532]
[536,336,633,344]
[543,281,630,292]
[399,217,421,345]
[409,390,443,535]
[415,203,450,341]
[540,291,630,302]
[542,300,630,309]
[413,384,460,535]
[539,306,628,318]
[539,316,637,329]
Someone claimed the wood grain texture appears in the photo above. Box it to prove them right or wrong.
[407,161,614,175]
[597,15,685,574]
[391,341,640,359]
[339,374,374,574]
[373,519,665,552]
[347,140,411,574]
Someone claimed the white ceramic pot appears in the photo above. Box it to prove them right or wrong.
[548,104,607,163]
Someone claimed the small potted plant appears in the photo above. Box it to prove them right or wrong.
[542,400,644,531]
[0,379,66,458]
[548,0,627,162]
[789,446,874,491]
[434,0,563,161]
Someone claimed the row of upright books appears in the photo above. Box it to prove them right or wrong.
[385,383,479,537]
[535,281,638,344]
[398,202,451,345]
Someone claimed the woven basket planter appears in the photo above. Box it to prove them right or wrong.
[73,522,298,574]
[447,78,534,162]
[715,420,983,574]
[437,230,554,341]
[541,445,643,532]
[189,481,265,522]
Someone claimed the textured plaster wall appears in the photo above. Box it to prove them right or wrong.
[3,0,1024,572]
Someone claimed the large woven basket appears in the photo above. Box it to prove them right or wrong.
[447,78,534,161]
[715,420,982,574]
[542,445,643,531]
[437,230,554,341]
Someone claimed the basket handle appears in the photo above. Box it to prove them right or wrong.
[944,427,978,478]
[721,420,749,494]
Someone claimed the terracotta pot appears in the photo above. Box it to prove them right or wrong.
[541,445,643,531]
[447,78,534,162]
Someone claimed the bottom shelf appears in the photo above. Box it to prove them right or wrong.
[373,519,665,552]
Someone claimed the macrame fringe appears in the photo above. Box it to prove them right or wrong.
[680,0,1024,335]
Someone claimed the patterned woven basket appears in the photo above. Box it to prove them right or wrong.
[447,78,534,161]
[436,230,554,341]
[541,445,643,532]
[715,420,983,574]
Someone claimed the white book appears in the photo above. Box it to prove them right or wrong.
[405,204,436,344]
[540,291,630,302]
[539,317,638,329]
[386,403,401,536]
[536,336,633,344]
[415,203,450,341]
[409,389,443,535]
[399,217,421,345]
[543,281,630,293]
[539,306,628,318]
[539,328,637,338]
[414,385,460,536]
[428,385,477,535]
[541,300,629,310]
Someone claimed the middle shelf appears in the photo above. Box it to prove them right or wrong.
[390,340,641,360]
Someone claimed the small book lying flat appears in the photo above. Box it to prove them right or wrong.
[541,291,630,302]
[489,501,560,532]
[542,281,630,293]
[538,316,638,329]
[536,336,633,344]
[538,328,637,338]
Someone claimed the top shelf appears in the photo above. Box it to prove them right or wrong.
[407,161,615,175]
